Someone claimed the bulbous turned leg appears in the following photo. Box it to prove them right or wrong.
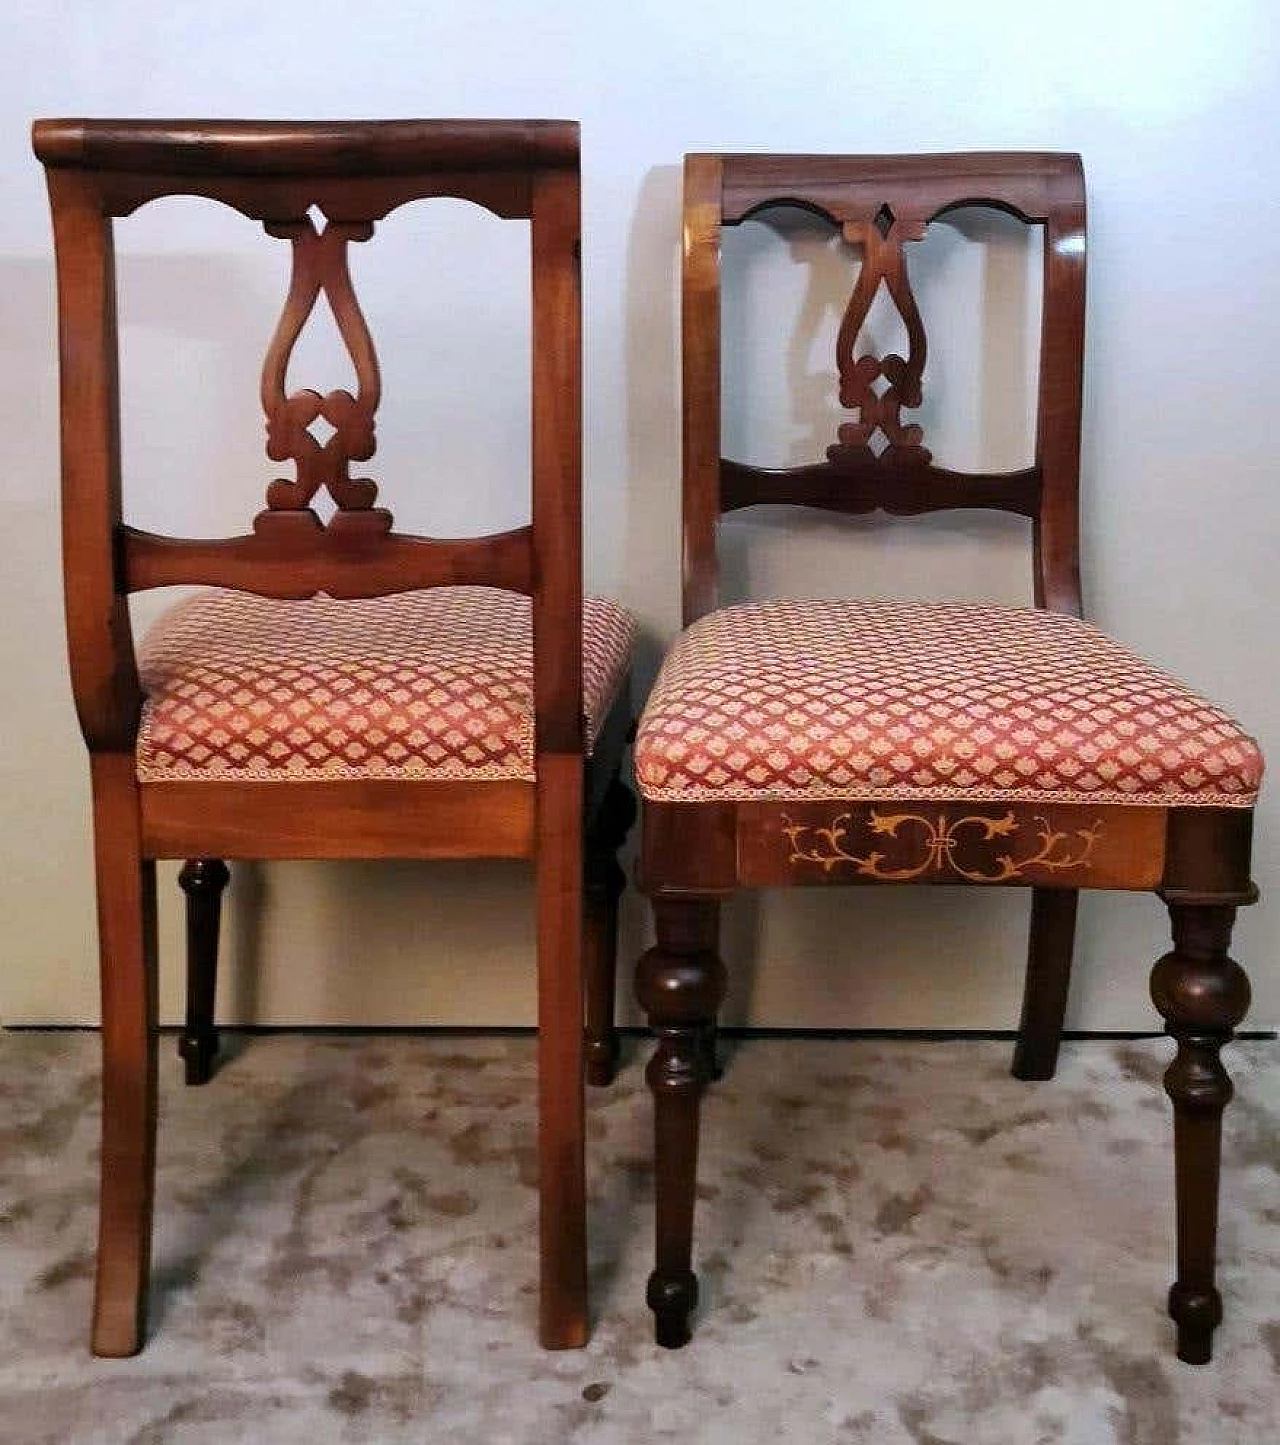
[635,896,725,1348]
[1150,901,1251,1365]
[177,859,229,1086]
[585,777,637,1087]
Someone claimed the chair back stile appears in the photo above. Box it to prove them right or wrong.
[680,151,1086,627]
[34,118,583,770]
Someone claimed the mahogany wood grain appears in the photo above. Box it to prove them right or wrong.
[1161,807,1257,903]
[34,118,578,176]
[638,801,737,897]
[141,781,537,860]
[36,117,608,1358]
[720,457,1041,518]
[46,169,143,752]
[527,155,590,1348]
[122,518,533,599]
[530,165,584,759]
[534,752,588,1348]
[642,799,1167,894]
[636,151,1258,1361]
[88,753,157,1357]
[717,151,1081,227]
[1033,160,1087,615]
[681,154,724,627]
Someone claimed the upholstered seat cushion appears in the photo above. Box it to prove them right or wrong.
[137,587,635,782]
[635,600,1263,807]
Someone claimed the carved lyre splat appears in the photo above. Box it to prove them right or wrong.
[827,204,931,471]
[259,214,385,524]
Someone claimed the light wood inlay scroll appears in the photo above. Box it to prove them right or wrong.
[781,808,1101,883]
[259,216,383,521]
[828,206,931,472]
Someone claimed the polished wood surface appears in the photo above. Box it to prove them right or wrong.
[34,117,579,175]
[141,781,538,860]
[87,753,157,1358]
[122,518,533,599]
[720,456,1041,518]
[642,799,1181,895]
[637,150,1258,1360]
[36,116,627,1357]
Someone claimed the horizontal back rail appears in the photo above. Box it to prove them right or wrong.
[122,520,534,597]
[720,459,1041,518]
[33,118,578,179]
[718,151,1081,226]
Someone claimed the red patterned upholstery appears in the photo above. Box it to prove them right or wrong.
[137,588,635,782]
[635,600,1262,807]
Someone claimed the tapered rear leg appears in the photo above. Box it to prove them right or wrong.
[1012,888,1078,1080]
[585,776,636,1086]
[89,754,159,1358]
[636,895,725,1348]
[177,859,229,1086]
[536,755,588,1348]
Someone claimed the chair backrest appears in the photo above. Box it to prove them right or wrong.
[681,151,1086,626]
[34,118,582,759]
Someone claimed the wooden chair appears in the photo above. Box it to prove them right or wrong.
[34,117,637,1357]
[631,152,1262,1363]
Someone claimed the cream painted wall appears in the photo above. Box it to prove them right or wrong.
[1,1,1276,1030]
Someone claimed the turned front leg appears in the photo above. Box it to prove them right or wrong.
[635,896,725,1348]
[1150,901,1251,1364]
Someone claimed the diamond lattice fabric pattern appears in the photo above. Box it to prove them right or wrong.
[634,600,1262,807]
[137,588,635,782]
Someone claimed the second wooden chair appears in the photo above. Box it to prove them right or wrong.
[631,151,1262,1363]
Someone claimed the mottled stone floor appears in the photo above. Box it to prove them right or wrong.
[0,1031,1276,1444]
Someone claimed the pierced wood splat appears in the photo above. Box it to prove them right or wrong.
[256,213,386,544]
[827,205,932,472]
